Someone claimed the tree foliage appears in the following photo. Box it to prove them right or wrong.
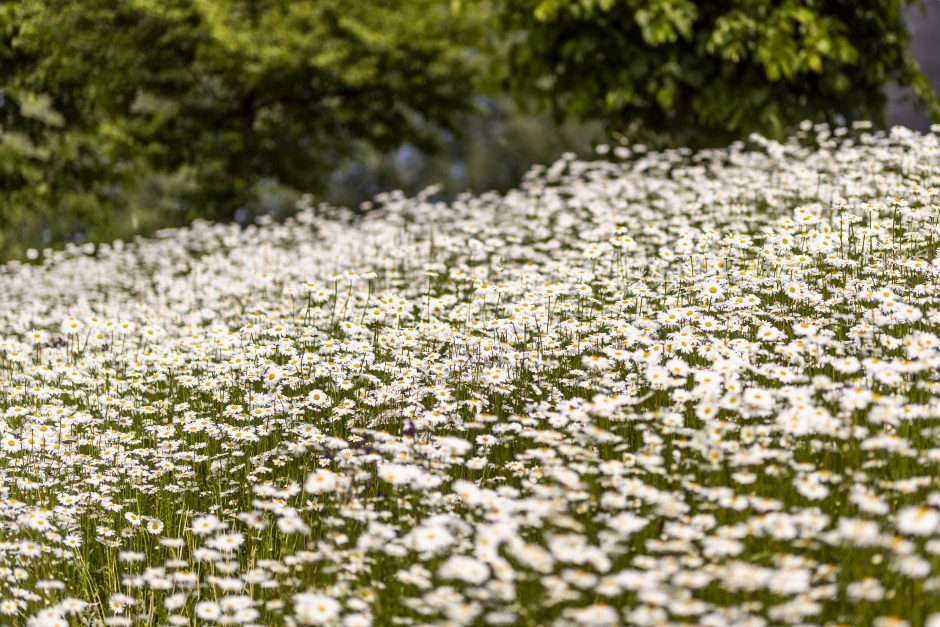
[0,0,482,255]
[497,0,940,147]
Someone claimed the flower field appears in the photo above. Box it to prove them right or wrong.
[2,123,940,626]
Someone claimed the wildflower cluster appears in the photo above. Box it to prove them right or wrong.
[1,122,939,626]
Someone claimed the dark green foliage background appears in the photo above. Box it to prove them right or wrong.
[0,0,500,257]
[497,0,940,147]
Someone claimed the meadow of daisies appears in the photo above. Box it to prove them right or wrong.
[1,122,940,626]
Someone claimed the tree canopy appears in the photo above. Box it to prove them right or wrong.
[0,0,483,254]
[497,0,940,147]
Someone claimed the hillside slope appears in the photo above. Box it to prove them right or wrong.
[1,124,939,626]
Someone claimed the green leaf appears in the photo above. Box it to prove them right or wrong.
[17,92,65,127]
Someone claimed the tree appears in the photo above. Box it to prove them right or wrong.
[496,0,940,148]
[0,0,483,256]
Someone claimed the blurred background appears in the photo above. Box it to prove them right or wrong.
[887,0,940,131]
[1,0,938,261]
